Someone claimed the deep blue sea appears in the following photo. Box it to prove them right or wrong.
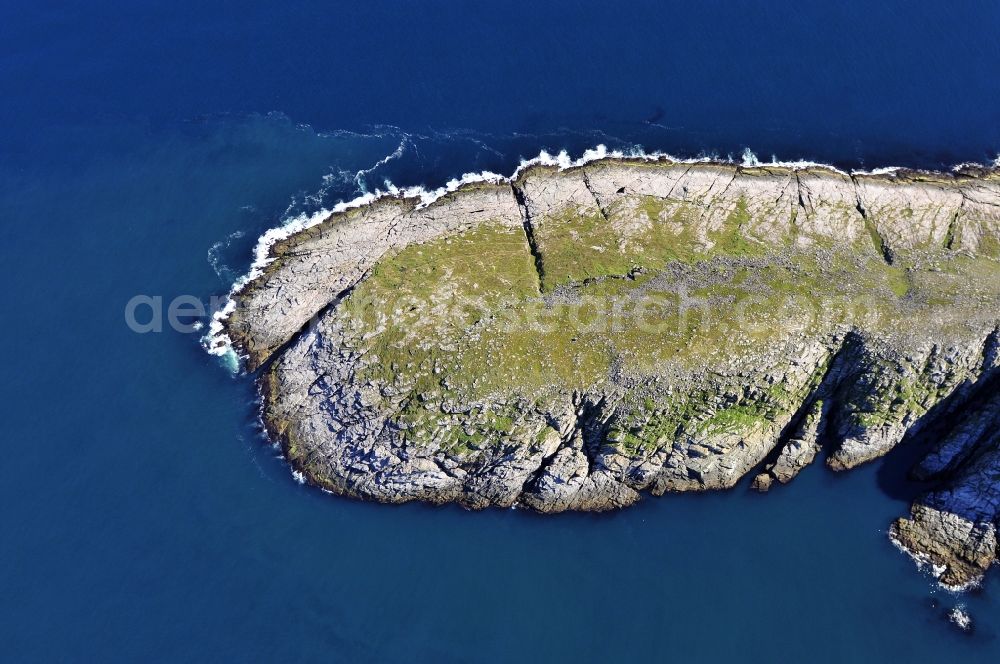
[3,1,1000,661]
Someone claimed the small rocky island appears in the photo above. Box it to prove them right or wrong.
[214,155,1000,592]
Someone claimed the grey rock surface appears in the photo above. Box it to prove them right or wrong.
[217,156,1000,592]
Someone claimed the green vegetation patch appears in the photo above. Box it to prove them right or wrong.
[321,208,1000,453]
[532,205,635,290]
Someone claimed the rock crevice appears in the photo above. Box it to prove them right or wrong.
[218,156,1000,592]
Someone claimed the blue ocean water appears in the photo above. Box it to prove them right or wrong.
[3,1,1000,661]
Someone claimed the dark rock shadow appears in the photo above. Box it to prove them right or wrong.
[874,370,1000,503]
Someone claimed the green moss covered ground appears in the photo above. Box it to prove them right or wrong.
[324,195,1000,455]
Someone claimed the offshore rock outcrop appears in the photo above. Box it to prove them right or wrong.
[215,156,1000,592]
[890,382,1000,589]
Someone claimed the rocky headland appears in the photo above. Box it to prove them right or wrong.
[211,154,1000,592]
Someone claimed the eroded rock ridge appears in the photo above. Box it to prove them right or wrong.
[217,157,1000,590]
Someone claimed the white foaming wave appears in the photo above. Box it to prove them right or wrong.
[952,162,982,172]
[888,529,984,593]
[865,166,903,176]
[202,192,380,362]
[353,137,409,193]
[203,143,1000,370]
[949,605,972,631]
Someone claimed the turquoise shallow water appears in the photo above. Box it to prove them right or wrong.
[4,1,1000,660]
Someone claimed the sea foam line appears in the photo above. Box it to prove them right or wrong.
[887,530,983,593]
[202,144,998,370]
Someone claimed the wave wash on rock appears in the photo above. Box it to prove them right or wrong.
[214,153,1000,592]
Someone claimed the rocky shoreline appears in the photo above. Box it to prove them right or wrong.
[214,155,1000,592]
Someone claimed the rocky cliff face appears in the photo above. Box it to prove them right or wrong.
[216,156,1000,591]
